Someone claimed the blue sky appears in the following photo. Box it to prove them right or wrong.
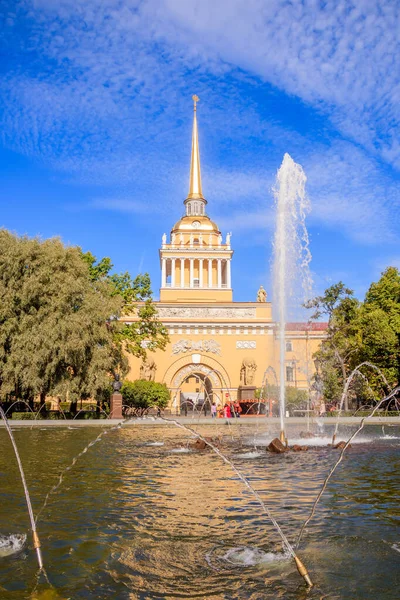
[1,0,400,306]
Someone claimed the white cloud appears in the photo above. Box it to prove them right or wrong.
[1,0,399,252]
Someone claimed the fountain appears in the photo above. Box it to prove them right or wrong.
[1,150,400,597]
[272,154,312,444]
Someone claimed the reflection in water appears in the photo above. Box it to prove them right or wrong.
[0,424,399,599]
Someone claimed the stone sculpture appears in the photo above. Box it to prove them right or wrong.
[257,285,267,302]
[240,357,257,386]
[140,357,157,381]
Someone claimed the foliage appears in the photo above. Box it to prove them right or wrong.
[12,412,35,420]
[82,253,169,359]
[308,268,400,408]
[259,384,308,412]
[0,231,168,404]
[121,380,170,415]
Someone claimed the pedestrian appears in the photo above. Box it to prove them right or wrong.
[211,402,217,418]
[234,400,242,418]
[223,403,231,418]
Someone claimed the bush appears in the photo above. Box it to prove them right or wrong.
[121,380,170,414]
[12,412,35,420]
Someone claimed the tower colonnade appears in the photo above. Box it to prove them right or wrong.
[161,256,232,289]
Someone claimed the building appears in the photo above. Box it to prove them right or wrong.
[124,97,326,413]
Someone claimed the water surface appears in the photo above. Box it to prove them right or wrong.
[0,424,399,599]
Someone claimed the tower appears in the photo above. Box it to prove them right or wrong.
[159,96,233,303]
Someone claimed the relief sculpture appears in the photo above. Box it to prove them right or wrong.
[172,339,221,355]
[157,307,256,319]
[239,357,257,386]
[139,357,157,381]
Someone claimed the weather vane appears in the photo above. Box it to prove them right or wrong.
[192,94,200,111]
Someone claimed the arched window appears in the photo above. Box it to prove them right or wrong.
[187,203,192,215]
[285,341,293,352]
[286,366,294,382]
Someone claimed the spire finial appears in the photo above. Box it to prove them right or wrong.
[192,94,199,111]
[187,94,203,200]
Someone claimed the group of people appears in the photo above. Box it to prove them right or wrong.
[210,400,242,419]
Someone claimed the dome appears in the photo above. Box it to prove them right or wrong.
[171,215,220,233]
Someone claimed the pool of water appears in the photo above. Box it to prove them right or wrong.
[0,423,399,599]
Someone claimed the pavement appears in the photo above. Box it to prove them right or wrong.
[1,416,400,427]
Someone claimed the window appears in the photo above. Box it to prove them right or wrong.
[286,366,294,382]
[193,238,199,245]
[285,341,293,352]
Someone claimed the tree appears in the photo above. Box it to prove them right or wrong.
[306,282,360,408]
[81,252,169,360]
[0,231,169,406]
[121,380,170,415]
[0,231,122,404]
[307,269,400,410]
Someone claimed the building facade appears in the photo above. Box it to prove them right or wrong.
[124,97,326,412]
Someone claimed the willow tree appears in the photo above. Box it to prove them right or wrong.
[0,231,168,405]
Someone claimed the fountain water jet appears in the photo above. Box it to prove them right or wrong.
[156,415,313,588]
[272,154,312,443]
[0,406,43,570]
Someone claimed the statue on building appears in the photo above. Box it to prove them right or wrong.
[199,233,203,245]
[162,233,167,245]
[240,358,257,386]
[140,357,157,381]
[226,232,231,245]
[257,285,267,302]
[218,233,222,245]
[208,233,213,247]
[171,233,176,245]
[190,233,194,246]
[180,233,184,245]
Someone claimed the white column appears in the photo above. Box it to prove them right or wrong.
[217,258,222,288]
[180,258,185,288]
[171,258,176,287]
[208,259,213,288]
[161,258,166,287]
[190,258,194,288]
[199,258,204,288]
[227,259,231,288]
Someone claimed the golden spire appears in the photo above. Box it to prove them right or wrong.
[187,94,204,200]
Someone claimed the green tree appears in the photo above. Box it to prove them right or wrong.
[0,231,169,407]
[0,231,123,404]
[357,267,400,390]
[121,380,170,415]
[308,269,400,409]
[306,282,361,408]
[81,252,169,359]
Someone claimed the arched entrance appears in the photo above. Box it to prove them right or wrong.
[163,355,232,414]
[179,370,214,415]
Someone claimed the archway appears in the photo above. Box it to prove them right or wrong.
[179,371,214,415]
[163,355,232,415]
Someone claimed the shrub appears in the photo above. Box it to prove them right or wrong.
[12,412,35,420]
[121,380,170,414]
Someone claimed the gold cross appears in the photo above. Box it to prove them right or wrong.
[192,94,200,111]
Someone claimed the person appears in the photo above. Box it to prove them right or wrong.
[234,400,242,418]
[211,402,217,418]
[223,403,231,418]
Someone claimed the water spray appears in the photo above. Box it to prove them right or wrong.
[156,415,313,588]
[0,407,44,570]
[272,154,311,445]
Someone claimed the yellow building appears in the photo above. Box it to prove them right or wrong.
[124,97,326,413]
